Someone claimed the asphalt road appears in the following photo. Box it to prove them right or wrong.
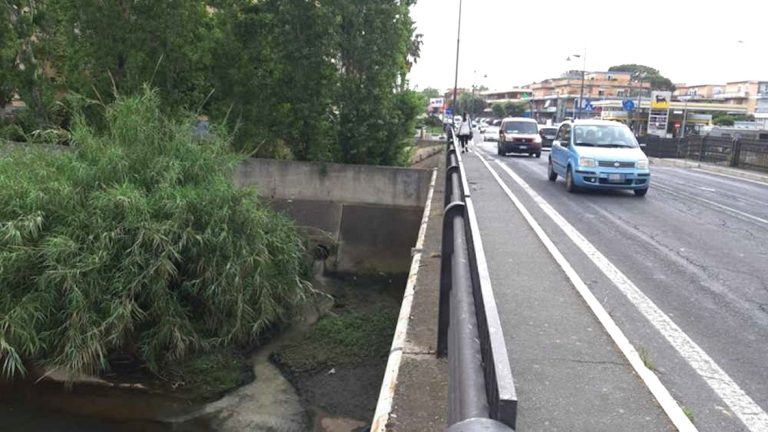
[465,137,768,432]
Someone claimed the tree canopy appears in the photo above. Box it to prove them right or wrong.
[608,64,676,91]
[457,93,487,116]
[1,0,422,166]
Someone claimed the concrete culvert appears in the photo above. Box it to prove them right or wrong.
[314,244,330,260]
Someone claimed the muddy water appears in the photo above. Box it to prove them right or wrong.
[0,263,400,432]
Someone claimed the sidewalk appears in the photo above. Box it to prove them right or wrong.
[375,151,448,431]
[649,157,768,184]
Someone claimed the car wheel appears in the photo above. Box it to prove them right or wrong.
[634,187,648,197]
[565,167,576,193]
[535,152,542,158]
[548,159,557,182]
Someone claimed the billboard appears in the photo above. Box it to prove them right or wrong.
[650,91,671,110]
[429,97,445,110]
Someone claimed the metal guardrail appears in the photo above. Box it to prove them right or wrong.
[438,131,517,431]
[640,135,768,173]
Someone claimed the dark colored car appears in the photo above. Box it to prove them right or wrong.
[539,126,558,148]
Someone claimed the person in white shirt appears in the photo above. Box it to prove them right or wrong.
[457,112,472,153]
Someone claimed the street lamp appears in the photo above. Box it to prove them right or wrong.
[631,72,648,135]
[451,0,463,114]
[567,50,587,119]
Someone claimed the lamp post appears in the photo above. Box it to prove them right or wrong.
[681,98,689,138]
[567,50,587,119]
[631,72,648,136]
[451,0,463,113]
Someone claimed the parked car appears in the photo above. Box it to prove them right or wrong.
[497,117,542,157]
[548,120,650,196]
[538,125,558,148]
[483,125,500,142]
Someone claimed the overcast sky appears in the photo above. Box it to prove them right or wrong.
[408,0,767,92]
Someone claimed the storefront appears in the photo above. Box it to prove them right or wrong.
[594,100,748,137]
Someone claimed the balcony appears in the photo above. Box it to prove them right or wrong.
[713,92,748,99]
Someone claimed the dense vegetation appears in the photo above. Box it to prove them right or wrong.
[0,90,311,380]
[608,64,676,92]
[2,0,423,166]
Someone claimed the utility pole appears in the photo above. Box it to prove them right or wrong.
[451,0,463,114]
[577,49,587,119]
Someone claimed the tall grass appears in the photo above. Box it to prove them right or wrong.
[0,89,310,381]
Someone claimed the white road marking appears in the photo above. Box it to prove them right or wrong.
[478,151,768,432]
[698,186,716,192]
[653,183,768,226]
[472,151,697,431]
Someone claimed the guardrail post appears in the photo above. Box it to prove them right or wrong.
[730,138,741,167]
[446,418,515,431]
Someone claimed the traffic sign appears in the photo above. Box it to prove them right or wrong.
[445,108,453,116]
[622,99,635,111]
[584,100,594,112]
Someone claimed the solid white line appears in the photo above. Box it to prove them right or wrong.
[653,183,768,226]
[484,154,768,432]
[371,168,437,432]
[472,151,698,432]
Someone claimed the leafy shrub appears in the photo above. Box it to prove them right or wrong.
[0,89,310,380]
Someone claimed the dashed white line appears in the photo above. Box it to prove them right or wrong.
[478,151,768,432]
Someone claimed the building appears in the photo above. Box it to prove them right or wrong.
[674,81,768,121]
[673,84,725,100]
[522,71,651,122]
[481,87,533,105]
[595,100,748,137]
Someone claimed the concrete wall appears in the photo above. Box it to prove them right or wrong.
[236,158,433,275]
[235,158,431,208]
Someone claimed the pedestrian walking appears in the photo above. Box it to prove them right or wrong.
[457,112,472,153]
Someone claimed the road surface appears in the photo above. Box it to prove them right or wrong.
[465,137,768,432]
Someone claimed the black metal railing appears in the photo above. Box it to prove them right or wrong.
[639,135,768,173]
[438,131,517,431]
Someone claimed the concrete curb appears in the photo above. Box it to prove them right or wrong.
[371,167,439,432]
[649,157,768,184]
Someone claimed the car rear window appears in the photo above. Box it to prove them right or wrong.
[503,122,538,134]
[541,128,557,135]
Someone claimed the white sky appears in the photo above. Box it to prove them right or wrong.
[408,0,767,92]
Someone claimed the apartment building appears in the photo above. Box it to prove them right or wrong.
[674,81,768,119]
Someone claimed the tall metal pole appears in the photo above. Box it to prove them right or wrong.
[577,49,586,119]
[681,98,688,139]
[451,0,463,114]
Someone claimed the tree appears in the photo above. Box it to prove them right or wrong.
[0,90,311,380]
[608,64,676,91]
[0,6,17,107]
[491,103,505,118]
[457,93,486,116]
[4,0,422,167]
[334,0,420,166]
[420,88,441,99]
[712,113,754,126]
[503,101,526,117]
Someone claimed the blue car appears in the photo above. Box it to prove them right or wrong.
[548,120,651,197]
